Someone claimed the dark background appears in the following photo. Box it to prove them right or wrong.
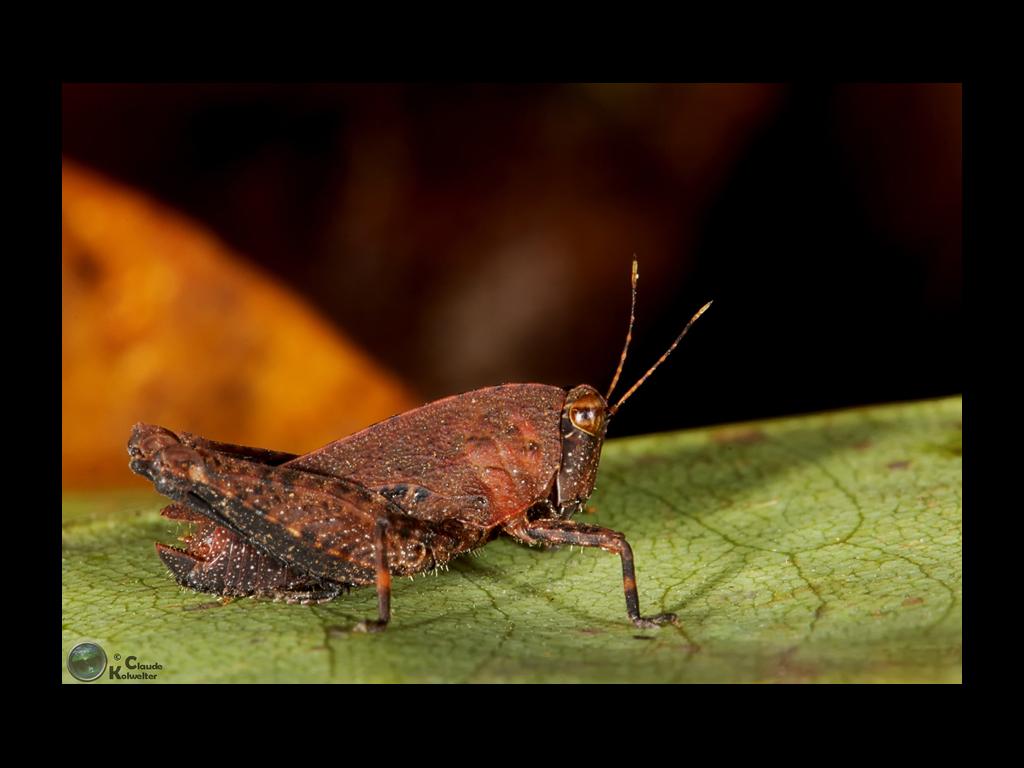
[62,83,961,438]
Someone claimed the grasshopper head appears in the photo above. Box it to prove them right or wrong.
[554,384,610,518]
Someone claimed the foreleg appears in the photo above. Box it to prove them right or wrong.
[505,518,677,629]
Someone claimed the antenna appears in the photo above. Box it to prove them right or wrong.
[609,299,713,415]
[605,257,639,400]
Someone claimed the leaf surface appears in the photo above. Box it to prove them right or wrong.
[62,397,962,683]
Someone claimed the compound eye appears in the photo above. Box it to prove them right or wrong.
[570,405,603,435]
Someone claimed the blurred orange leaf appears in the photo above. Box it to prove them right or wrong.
[62,160,417,489]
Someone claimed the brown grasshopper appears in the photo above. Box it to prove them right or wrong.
[128,261,711,631]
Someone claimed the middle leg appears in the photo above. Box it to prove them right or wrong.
[354,518,392,633]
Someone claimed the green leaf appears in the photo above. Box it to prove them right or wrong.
[62,397,961,683]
